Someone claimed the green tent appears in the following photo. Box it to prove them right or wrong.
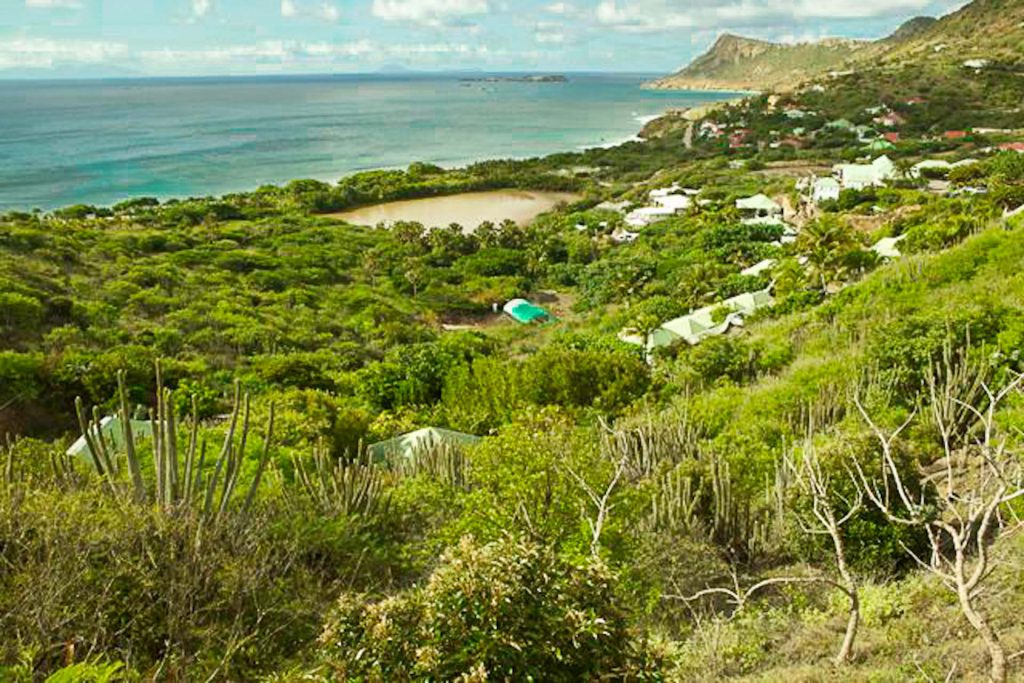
[503,298,554,324]
[865,139,895,151]
[66,415,155,465]
[367,427,480,464]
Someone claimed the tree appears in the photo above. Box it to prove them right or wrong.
[785,440,862,666]
[850,345,1024,683]
[796,214,859,291]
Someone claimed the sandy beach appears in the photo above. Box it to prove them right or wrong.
[330,190,580,232]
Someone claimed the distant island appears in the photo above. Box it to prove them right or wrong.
[460,75,568,83]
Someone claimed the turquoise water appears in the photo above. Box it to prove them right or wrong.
[0,74,736,210]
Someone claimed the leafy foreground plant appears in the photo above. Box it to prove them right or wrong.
[318,535,653,682]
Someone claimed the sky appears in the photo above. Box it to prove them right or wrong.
[0,0,969,78]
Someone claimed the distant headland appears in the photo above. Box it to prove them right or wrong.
[459,75,569,83]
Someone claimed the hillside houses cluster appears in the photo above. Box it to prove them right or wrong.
[798,155,897,205]
[623,184,698,229]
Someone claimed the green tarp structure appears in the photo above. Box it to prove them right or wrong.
[865,139,895,151]
[366,427,481,464]
[503,298,554,324]
[66,415,155,465]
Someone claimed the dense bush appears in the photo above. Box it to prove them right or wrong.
[319,536,640,681]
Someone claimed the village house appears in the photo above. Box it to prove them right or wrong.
[736,194,784,224]
[810,176,841,203]
[729,129,753,148]
[625,205,675,227]
[620,288,776,355]
[873,112,906,128]
[834,155,897,190]
[871,234,908,260]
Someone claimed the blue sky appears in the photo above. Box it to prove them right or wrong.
[0,0,968,77]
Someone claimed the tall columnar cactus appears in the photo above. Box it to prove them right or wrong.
[72,362,274,519]
[395,443,469,489]
[600,409,700,481]
[293,443,389,518]
[643,465,703,535]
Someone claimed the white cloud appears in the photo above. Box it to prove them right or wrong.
[190,0,213,20]
[371,0,490,26]
[594,0,941,32]
[317,2,341,21]
[543,2,577,15]
[0,37,127,69]
[137,39,487,66]
[534,21,567,44]
[282,0,341,21]
[25,0,83,8]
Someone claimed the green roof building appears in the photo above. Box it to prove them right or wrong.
[66,415,155,465]
[865,139,895,152]
[503,298,554,324]
[367,427,481,464]
[638,287,775,351]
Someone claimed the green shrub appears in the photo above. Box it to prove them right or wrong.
[319,536,639,681]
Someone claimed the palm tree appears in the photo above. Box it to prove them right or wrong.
[797,214,859,291]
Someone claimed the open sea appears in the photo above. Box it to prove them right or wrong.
[0,73,736,211]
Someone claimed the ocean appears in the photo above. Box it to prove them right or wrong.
[0,73,736,211]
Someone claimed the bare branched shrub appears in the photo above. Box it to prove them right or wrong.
[851,342,1024,683]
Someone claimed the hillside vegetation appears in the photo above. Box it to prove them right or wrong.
[3,4,1024,677]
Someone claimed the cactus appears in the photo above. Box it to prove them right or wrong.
[643,465,704,535]
[293,443,390,518]
[600,408,700,481]
[70,362,274,520]
[395,443,469,489]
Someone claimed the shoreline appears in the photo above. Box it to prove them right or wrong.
[329,190,581,231]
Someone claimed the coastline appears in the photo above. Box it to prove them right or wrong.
[1,79,747,214]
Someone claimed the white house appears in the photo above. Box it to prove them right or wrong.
[625,205,675,228]
[654,193,692,212]
[811,176,841,203]
[611,229,640,244]
[649,184,681,199]
[736,194,783,219]
[871,234,908,259]
[834,155,897,190]
[741,259,777,277]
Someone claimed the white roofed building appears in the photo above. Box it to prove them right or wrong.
[736,194,783,224]
[811,177,841,203]
[834,155,897,190]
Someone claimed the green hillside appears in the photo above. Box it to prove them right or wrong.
[4,8,1024,676]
